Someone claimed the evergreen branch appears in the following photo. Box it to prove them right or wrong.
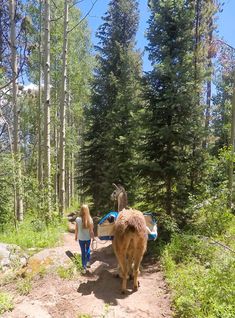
[0,123,6,137]
[68,0,99,33]
[216,39,235,51]
[0,38,28,91]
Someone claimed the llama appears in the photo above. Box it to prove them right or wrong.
[111,184,147,293]
[110,183,128,212]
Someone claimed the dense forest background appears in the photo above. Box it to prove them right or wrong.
[0,1,235,317]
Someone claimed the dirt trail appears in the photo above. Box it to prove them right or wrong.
[1,233,173,318]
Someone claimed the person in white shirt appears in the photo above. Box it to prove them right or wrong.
[75,204,94,273]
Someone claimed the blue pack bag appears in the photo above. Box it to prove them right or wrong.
[97,211,158,241]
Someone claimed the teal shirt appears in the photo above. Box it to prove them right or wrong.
[76,217,93,241]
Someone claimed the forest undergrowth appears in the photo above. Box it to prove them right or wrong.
[0,216,67,249]
[159,194,235,318]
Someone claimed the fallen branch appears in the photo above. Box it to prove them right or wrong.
[198,235,235,254]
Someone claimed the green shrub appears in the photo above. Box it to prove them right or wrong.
[57,265,76,279]
[72,254,83,271]
[0,271,17,286]
[57,255,83,279]
[17,278,32,295]
[146,238,165,259]
[0,217,67,249]
[77,314,92,318]
[162,230,235,318]
[187,186,232,237]
[30,220,46,232]
[0,155,13,229]
[0,292,14,315]
[165,234,217,265]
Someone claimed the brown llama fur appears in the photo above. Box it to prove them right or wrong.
[113,208,147,293]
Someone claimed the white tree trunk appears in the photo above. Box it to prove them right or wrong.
[70,151,75,201]
[9,0,24,222]
[59,0,69,217]
[70,95,75,205]
[38,0,43,186]
[229,73,235,208]
[66,92,72,208]
[44,0,51,219]
[54,120,59,209]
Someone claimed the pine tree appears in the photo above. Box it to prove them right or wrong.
[80,0,143,212]
[213,67,234,154]
[212,44,235,204]
[144,0,216,227]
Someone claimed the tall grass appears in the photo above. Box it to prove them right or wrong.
[0,217,67,249]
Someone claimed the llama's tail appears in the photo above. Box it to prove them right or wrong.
[126,213,146,234]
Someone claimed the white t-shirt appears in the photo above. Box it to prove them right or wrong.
[76,216,93,241]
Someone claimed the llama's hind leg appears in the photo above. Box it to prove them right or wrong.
[132,248,145,291]
[112,241,121,278]
[120,255,129,293]
[126,249,134,280]
[114,249,128,293]
[113,238,129,293]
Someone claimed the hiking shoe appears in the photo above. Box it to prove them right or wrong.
[86,262,91,268]
[81,268,87,275]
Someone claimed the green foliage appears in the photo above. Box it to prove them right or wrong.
[72,253,83,271]
[57,265,76,280]
[146,238,166,259]
[101,303,111,318]
[80,0,143,212]
[143,0,218,226]
[57,254,83,279]
[17,278,32,295]
[0,271,17,287]
[192,199,233,237]
[0,217,66,249]
[30,219,46,232]
[162,207,235,318]
[212,47,235,155]
[154,182,235,318]
[0,292,14,315]
[21,0,93,213]
[0,155,14,228]
[77,314,92,318]
[164,234,217,265]
[163,245,235,318]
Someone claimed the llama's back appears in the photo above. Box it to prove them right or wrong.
[114,208,147,238]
